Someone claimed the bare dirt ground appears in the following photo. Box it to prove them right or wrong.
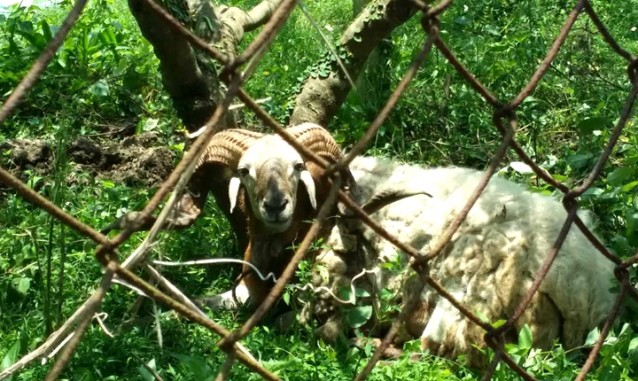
[0,132,176,190]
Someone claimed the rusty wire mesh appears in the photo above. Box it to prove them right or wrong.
[1,0,637,380]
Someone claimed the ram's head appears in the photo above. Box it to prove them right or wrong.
[228,134,316,232]
[199,123,344,233]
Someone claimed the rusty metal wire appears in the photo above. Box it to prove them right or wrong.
[1,0,637,380]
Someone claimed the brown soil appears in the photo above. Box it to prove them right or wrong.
[0,132,177,189]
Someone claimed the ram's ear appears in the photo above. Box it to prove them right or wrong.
[300,170,317,209]
[228,177,242,213]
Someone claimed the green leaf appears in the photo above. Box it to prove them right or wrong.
[17,20,34,34]
[170,142,185,153]
[583,187,604,197]
[12,277,31,296]
[621,180,638,193]
[628,337,638,354]
[379,287,395,301]
[627,212,638,232]
[483,24,500,37]
[89,80,110,97]
[491,319,507,328]
[344,305,372,329]
[584,327,600,346]
[138,358,157,381]
[338,286,370,302]
[27,175,43,189]
[475,310,489,323]
[518,324,533,350]
[337,287,351,301]
[576,117,607,134]
[611,236,631,257]
[1,340,21,371]
[606,167,635,186]
[171,353,212,381]
[40,20,52,42]
[567,153,593,170]
[455,16,471,25]
[57,53,67,68]
[99,27,117,46]
[142,118,159,132]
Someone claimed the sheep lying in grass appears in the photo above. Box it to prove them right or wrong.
[104,124,615,365]
[301,156,616,366]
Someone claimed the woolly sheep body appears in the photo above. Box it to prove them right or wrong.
[308,156,616,364]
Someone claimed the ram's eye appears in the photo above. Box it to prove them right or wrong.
[237,167,249,177]
[294,162,306,172]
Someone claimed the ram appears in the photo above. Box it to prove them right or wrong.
[198,123,355,307]
[105,123,349,307]
[301,156,616,367]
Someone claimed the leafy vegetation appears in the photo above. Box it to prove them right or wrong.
[1,0,638,379]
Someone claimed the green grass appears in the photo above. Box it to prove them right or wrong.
[2,0,638,379]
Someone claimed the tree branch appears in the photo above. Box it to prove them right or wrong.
[128,0,283,131]
[290,0,416,126]
[128,0,222,131]
[221,0,283,33]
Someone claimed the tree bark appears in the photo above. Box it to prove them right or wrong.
[289,0,416,126]
[128,0,282,132]
[352,0,394,114]
[128,0,217,131]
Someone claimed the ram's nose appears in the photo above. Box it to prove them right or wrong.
[263,197,289,217]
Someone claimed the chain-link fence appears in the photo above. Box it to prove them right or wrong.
[1,0,637,380]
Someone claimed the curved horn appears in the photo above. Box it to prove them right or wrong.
[196,129,263,169]
[285,123,343,163]
[361,189,432,215]
[195,129,263,214]
[285,123,357,203]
